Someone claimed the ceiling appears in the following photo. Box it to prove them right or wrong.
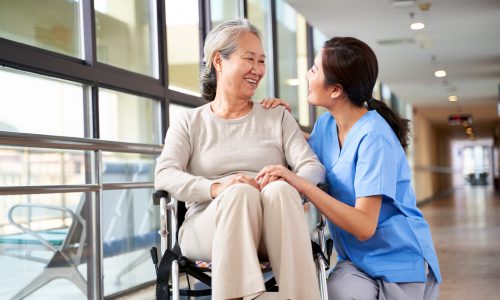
[286,0,500,125]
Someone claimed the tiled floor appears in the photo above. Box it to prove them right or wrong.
[420,186,500,300]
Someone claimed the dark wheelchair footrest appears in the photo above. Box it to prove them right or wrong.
[179,288,212,297]
[265,276,278,292]
[179,257,212,287]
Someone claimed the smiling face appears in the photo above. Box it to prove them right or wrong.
[215,32,266,100]
[306,50,335,108]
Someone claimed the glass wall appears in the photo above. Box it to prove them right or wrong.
[0,0,82,58]
[276,0,309,126]
[98,89,160,144]
[0,192,88,299]
[0,67,85,137]
[95,0,159,78]
[0,0,330,298]
[210,0,241,28]
[165,0,201,94]
[247,0,274,101]
[0,0,164,296]
[312,27,328,119]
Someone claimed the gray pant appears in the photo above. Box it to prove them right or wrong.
[327,260,439,300]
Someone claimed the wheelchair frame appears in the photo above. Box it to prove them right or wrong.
[151,189,332,300]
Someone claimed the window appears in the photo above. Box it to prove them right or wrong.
[312,28,328,119]
[102,186,158,296]
[210,0,242,28]
[276,0,309,126]
[0,192,89,300]
[0,146,87,186]
[0,0,82,58]
[0,67,85,137]
[98,89,160,144]
[165,0,201,94]
[247,0,274,101]
[95,0,159,78]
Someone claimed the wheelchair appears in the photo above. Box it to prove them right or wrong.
[150,185,333,300]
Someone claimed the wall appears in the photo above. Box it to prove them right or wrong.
[412,111,440,202]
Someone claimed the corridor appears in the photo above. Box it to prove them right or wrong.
[421,187,500,300]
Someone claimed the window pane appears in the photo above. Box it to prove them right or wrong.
[0,67,85,137]
[101,152,155,184]
[312,28,328,119]
[276,0,309,126]
[95,0,159,78]
[296,15,309,127]
[210,0,240,28]
[0,0,82,58]
[247,0,273,101]
[313,27,327,56]
[0,146,88,187]
[98,89,160,144]
[102,188,159,296]
[165,0,201,94]
[0,192,89,299]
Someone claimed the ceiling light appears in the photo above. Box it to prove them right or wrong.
[392,0,416,8]
[448,95,458,102]
[434,70,447,77]
[418,2,431,11]
[285,78,300,86]
[410,22,425,30]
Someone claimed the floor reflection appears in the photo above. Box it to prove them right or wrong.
[421,186,500,300]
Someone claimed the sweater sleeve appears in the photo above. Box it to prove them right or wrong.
[281,109,325,185]
[154,112,214,202]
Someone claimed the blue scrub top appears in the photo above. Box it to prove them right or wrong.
[309,110,442,283]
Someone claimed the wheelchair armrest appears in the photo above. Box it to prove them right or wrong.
[302,182,328,204]
[7,204,83,252]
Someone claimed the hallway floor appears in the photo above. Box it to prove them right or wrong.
[420,186,500,299]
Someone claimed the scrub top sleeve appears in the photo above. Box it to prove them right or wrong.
[307,112,327,157]
[308,120,320,154]
[354,133,397,200]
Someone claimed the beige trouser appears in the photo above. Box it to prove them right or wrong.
[178,181,321,300]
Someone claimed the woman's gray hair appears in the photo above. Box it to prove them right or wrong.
[200,19,261,101]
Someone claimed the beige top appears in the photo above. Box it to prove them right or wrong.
[154,102,325,219]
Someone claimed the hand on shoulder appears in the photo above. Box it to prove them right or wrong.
[260,98,291,113]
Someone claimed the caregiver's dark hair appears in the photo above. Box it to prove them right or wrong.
[322,36,410,149]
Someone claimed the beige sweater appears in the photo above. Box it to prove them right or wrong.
[154,102,325,218]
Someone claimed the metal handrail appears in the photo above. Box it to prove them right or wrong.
[0,131,162,196]
[0,185,100,195]
[0,130,163,154]
[0,183,156,195]
[102,182,154,190]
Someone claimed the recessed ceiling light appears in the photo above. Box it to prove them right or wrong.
[392,0,416,8]
[448,95,458,102]
[434,70,447,77]
[410,22,425,30]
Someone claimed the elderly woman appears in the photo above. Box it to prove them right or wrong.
[154,19,324,300]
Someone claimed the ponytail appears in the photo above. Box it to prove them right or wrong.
[366,98,410,150]
[200,63,217,101]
